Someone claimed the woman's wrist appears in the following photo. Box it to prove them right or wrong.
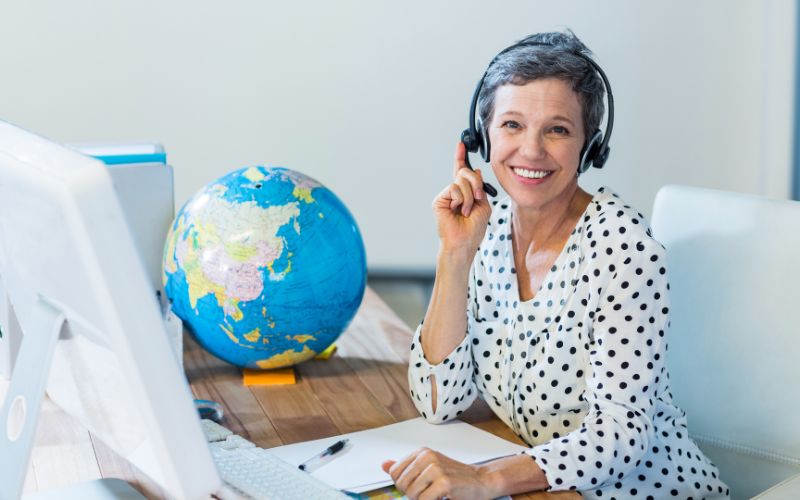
[475,462,506,499]
[436,245,475,268]
[476,454,550,497]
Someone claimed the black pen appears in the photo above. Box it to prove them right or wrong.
[298,439,350,471]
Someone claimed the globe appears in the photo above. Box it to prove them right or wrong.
[162,166,367,369]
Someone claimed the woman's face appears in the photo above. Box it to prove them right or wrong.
[488,78,586,212]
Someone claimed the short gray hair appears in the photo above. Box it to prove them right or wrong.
[477,30,605,143]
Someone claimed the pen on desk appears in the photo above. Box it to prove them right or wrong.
[298,438,350,471]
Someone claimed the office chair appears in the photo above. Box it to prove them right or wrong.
[651,185,800,499]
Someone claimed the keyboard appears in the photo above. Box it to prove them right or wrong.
[200,419,350,500]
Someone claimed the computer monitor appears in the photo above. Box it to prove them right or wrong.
[0,121,222,498]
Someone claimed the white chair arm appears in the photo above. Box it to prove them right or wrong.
[753,473,800,499]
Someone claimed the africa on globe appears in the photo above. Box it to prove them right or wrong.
[163,166,367,369]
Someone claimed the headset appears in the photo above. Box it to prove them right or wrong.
[460,39,615,196]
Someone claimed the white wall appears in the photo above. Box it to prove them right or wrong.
[0,0,795,271]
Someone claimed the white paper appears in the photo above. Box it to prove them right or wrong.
[267,417,528,493]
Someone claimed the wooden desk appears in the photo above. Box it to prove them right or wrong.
[14,288,579,499]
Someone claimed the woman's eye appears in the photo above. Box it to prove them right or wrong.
[550,126,569,135]
[501,120,521,130]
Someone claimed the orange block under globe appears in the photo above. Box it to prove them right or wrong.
[242,367,296,386]
[241,343,337,386]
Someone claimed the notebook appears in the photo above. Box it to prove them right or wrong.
[268,417,529,493]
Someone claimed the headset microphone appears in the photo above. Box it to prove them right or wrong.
[461,129,498,197]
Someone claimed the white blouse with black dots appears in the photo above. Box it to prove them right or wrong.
[408,187,729,499]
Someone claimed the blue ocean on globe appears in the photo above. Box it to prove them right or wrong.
[163,166,367,369]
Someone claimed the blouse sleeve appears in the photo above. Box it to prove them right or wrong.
[407,265,479,423]
[526,236,671,492]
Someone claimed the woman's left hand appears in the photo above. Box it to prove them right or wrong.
[381,448,497,500]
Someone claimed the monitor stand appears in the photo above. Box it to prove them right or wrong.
[0,299,71,497]
[0,299,147,500]
[0,299,66,499]
[0,299,146,500]
[22,478,145,499]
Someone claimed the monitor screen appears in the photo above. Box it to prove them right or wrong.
[0,121,221,498]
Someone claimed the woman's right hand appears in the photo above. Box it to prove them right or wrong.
[432,142,493,257]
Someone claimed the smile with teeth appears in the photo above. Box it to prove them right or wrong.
[512,167,552,179]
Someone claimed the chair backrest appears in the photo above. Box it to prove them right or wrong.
[651,185,800,499]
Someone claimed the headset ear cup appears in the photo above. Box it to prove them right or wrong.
[460,129,479,153]
[593,147,610,169]
[578,130,603,174]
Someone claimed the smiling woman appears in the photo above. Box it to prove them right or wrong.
[487,79,594,302]
[386,31,732,500]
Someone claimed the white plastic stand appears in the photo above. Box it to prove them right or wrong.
[0,299,66,500]
[0,298,151,500]
[22,478,144,499]
[0,273,23,382]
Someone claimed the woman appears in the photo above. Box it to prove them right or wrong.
[381,31,729,499]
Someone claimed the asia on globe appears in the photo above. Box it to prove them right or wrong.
[163,166,366,369]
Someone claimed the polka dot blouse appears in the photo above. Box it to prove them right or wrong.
[408,187,729,499]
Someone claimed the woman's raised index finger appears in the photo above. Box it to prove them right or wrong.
[453,141,469,178]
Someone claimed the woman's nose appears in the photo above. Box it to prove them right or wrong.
[518,131,547,160]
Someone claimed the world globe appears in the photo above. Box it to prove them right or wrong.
[163,166,367,369]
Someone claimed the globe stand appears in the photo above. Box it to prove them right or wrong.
[314,343,338,360]
[238,343,337,386]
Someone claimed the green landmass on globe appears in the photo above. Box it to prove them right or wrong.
[163,166,367,369]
